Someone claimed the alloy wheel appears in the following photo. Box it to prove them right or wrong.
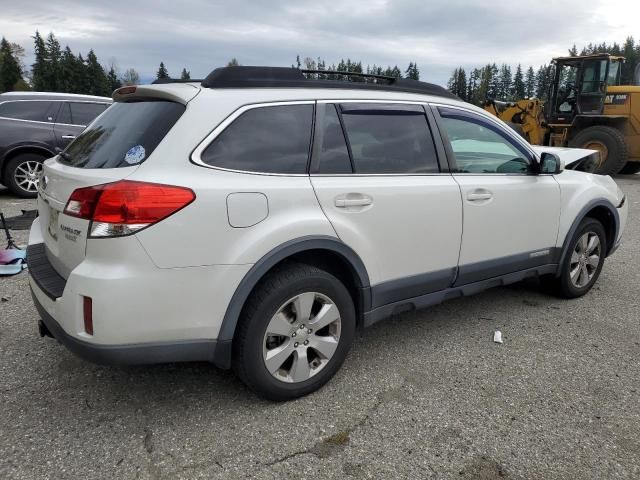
[13,160,43,194]
[569,231,601,288]
[262,292,341,383]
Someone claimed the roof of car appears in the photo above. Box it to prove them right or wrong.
[0,91,112,102]
[153,66,458,100]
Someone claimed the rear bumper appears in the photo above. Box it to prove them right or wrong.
[31,286,227,365]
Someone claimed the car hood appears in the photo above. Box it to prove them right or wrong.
[531,146,600,172]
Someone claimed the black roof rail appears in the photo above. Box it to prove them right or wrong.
[151,78,204,84]
[200,66,457,99]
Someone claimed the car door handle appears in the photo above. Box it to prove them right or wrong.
[61,135,76,140]
[335,194,373,208]
[467,190,493,201]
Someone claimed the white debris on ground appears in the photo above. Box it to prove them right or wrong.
[493,330,503,344]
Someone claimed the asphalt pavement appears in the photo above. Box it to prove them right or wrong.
[1,176,639,479]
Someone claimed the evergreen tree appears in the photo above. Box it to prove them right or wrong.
[85,49,109,96]
[487,63,500,99]
[0,37,23,92]
[405,62,420,80]
[180,68,190,80]
[568,44,578,56]
[156,61,169,80]
[45,32,62,91]
[59,46,77,93]
[513,64,525,99]
[31,31,48,91]
[498,64,512,99]
[227,58,240,67]
[467,68,480,104]
[525,66,536,98]
[107,66,121,92]
[74,53,90,94]
[622,36,637,84]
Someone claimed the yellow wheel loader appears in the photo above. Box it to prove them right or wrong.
[485,54,640,174]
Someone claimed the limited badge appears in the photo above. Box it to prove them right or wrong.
[124,145,146,165]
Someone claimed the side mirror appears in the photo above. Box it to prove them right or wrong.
[540,152,564,174]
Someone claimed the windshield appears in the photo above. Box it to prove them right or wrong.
[59,100,185,168]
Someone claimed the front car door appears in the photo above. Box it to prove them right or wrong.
[310,102,462,310]
[432,105,561,286]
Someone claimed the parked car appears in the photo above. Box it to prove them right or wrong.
[28,67,628,400]
[0,92,111,197]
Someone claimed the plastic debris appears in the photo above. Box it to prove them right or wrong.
[493,330,503,344]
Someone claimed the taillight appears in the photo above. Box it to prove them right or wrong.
[63,180,195,237]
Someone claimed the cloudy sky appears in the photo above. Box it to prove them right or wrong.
[0,0,638,85]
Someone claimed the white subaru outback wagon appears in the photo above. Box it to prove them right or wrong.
[28,66,628,400]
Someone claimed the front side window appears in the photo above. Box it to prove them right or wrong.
[339,104,439,174]
[438,107,531,174]
[0,100,55,122]
[201,104,313,174]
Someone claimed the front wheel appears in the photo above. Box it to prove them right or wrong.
[618,161,640,175]
[542,218,607,298]
[233,264,356,401]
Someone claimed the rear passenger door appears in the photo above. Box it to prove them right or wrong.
[310,102,462,309]
[54,101,109,149]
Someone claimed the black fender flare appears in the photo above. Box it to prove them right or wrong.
[212,235,371,369]
[1,144,55,174]
[556,199,619,276]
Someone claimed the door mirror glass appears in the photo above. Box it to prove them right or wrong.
[540,152,564,174]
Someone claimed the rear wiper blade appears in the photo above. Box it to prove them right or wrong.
[55,147,72,162]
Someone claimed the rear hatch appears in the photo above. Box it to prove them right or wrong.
[38,94,188,278]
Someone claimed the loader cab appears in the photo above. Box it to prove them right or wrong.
[547,54,623,125]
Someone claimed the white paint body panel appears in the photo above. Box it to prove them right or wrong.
[311,175,462,284]
[454,175,561,264]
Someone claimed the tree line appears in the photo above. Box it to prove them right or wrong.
[448,36,640,104]
[292,56,420,80]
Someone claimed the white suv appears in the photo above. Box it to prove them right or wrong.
[28,67,628,400]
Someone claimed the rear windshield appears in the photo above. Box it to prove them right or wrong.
[59,100,185,168]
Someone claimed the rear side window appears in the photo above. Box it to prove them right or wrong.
[200,104,313,174]
[315,104,352,174]
[60,100,185,168]
[0,100,56,122]
[58,102,109,126]
[339,104,439,174]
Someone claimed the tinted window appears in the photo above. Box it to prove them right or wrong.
[201,104,313,174]
[69,102,108,125]
[60,101,185,169]
[438,108,531,174]
[339,104,439,174]
[0,100,55,122]
[315,105,352,174]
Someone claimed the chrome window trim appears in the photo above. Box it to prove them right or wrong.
[0,99,110,127]
[191,100,316,177]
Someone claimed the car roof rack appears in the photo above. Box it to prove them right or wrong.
[199,66,457,98]
[151,78,205,84]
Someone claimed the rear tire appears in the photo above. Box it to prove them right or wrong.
[542,218,607,299]
[4,153,46,198]
[569,126,628,175]
[233,263,356,401]
[618,161,640,175]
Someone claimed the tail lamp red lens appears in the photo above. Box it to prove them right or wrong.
[83,296,93,335]
[63,180,195,237]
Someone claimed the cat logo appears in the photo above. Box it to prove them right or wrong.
[604,94,628,105]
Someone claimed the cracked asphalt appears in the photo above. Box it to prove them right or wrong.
[1,175,640,479]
